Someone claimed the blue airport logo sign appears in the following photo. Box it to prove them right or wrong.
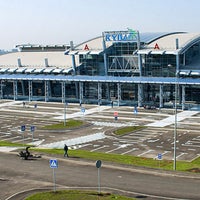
[103,30,137,42]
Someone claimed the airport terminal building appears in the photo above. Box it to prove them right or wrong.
[0,30,200,109]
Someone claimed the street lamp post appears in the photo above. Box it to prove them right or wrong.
[64,102,68,126]
[173,72,178,170]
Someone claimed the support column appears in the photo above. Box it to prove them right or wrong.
[0,80,3,99]
[159,85,164,108]
[182,85,186,110]
[72,55,76,75]
[28,80,33,102]
[176,54,180,73]
[61,82,66,103]
[107,83,110,101]
[138,52,143,107]
[70,41,76,75]
[98,82,102,105]
[138,84,143,107]
[13,81,18,100]
[21,80,25,96]
[102,39,108,76]
[138,54,142,76]
[136,31,141,50]
[45,80,49,102]
[75,82,79,99]
[79,82,83,105]
[117,83,121,107]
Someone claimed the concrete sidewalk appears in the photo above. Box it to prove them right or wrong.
[147,110,199,127]
[54,105,111,120]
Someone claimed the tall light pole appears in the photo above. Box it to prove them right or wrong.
[64,101,68,126]
[173,71,178,170]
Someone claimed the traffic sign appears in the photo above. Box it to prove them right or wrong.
[96,160,102,168]
[81,107,85,113]
[30,126,35,132]
[50,159,58,168]
[114,111,118,117]
[157,153,162,160]
[134,106,138,114]
[21,125,26,131]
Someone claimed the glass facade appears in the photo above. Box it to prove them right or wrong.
[143,54,176,77]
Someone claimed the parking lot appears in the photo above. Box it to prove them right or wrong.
[0,100,200,162]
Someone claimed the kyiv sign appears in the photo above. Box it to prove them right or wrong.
[103,29,138,42]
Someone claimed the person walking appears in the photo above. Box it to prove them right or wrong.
[64,144,69,157]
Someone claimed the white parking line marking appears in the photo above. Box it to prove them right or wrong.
[189,154,200,162]
[106,144,131,153]
[91,145,109,152]
[92,127,103,130]
[0,136,21,141]
[188,148,196,151]
[0,135,10,138]
[72,144,92,149]
[106,147,122,153]
[147,139,160,143]
[12,137,31,143]
[182,144,200,148]
[163,151,170,155]
[176,152,187,159]
[118,139,139,143]
[121,148,138,155]
[138,150,154,157]
[124,135,145,139]
[192,138,200,141]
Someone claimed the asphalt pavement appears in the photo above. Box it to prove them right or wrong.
[1,152,200,200]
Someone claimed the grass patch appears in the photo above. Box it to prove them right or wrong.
[114,126,144,136]
[0,138,200,173]
[0,140,30,147]
[32,148,200,172]
[1,140,199,173]
[25,190,134,200]
[41,120,84,130]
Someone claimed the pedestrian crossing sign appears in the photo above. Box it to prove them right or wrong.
[50,159,58,168]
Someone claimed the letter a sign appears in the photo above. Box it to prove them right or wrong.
[154,43,160,49]
[84,44,89,51]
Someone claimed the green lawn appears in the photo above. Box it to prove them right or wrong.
[0,140,29,147]
[25,190,135,200]
[32,148,200,172]
[41,120,84,130]
[114,126,144,136]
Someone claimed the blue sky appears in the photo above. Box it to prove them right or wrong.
[0,0,200,49]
